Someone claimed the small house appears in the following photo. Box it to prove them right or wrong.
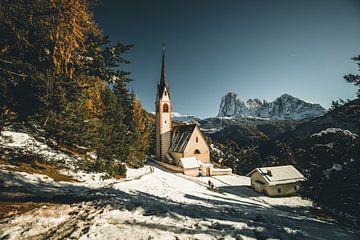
[246,165,305,197]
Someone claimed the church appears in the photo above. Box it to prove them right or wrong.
[155,48,212,175]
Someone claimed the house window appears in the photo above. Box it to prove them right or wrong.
[196,137,198,143]
[277,188,281,193]
[163,103,169,112]
[194,149,200,154]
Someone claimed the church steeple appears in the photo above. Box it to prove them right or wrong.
[157,43,170,100]
[155,44,172,161]
[160,44,167,86]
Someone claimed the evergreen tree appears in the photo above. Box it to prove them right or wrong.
[0,0,97,126]
[95,88,128,176]
[127,96,151,168]
[344,55,360,98]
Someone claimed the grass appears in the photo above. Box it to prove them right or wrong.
[0,158,77,182]
[0,202,59,219]
[58,144,86,159]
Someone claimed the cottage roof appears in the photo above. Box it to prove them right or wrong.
[179,157,200,169]
[247,165,305,186]
[169,124,197,152]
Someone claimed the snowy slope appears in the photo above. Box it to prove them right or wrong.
[1,163,359,239]
[218,92,327,120]
[0,130,359,239]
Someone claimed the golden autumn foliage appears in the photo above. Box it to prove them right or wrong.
[0,0,97,79]
[79,76,106,118]
[48,0,98,78]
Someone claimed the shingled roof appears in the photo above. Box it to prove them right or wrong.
[169,124,197,152]
[247,165,305,186]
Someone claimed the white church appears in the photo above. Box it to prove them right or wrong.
[155,47,232,177]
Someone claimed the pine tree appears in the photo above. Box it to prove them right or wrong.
[95,88,128,176]
[0,0,98,126]
[127,96,151,168]
[344,55,360,98]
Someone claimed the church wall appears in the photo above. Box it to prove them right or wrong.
[169,151,184,165]
[183,127,210,164]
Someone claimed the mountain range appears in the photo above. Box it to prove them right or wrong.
[218,92,327,120]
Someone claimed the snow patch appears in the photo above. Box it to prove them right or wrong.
[311,128,358,138]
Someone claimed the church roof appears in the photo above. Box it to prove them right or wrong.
[156,46,170,100]
[169,124,197,152]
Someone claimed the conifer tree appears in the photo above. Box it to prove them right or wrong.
[127,96,151,168]
[95,88,128,176]
[344,55,360,98]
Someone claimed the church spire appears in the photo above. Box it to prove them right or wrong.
[160,42,167,86]
[157,42,170,100]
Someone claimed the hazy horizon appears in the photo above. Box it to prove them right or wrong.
[94,0,360,118]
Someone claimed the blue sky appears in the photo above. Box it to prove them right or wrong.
[94,0,360,118]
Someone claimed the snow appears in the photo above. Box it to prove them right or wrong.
[171,112,198,124]
[311,128,358,138]
[323,164,343,179]
[0,130,77,169]
[1,163,359,239]
[1,130,359,239]
[314,142,336,148]
[218,92,327,120]
[200,127,222,133]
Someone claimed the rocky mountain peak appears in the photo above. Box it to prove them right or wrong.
[218,92,327,120]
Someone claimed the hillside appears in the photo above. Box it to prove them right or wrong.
[1,130,359,239]
[200,116,301,139]
[280,98,360,143]
[202,99,360,229]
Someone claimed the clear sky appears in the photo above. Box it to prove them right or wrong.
[93,0,360,118]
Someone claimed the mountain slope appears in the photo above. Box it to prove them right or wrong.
[218,92,326,120]
[280,98,360,143]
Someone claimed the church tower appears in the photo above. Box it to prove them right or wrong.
[155,46,172,161]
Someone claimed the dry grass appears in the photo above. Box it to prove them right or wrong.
[113,175,126,180]
[58,144,86,159]
[0,202,59,219]
[0,159,77,182]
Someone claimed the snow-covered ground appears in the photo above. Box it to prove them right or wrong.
[1,130,359,239]
[1,163,359,240]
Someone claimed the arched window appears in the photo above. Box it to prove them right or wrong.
[164,90,167,96]
[163,103,169,112]
[194,149,201,154]
[196,137,198,143]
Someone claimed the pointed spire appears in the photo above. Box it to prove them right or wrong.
[160,42,167,86]
[157,42,170,101]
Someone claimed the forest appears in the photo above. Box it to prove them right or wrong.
[0,0,151,177]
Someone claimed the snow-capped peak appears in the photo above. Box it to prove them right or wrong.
[218,92,326,120]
